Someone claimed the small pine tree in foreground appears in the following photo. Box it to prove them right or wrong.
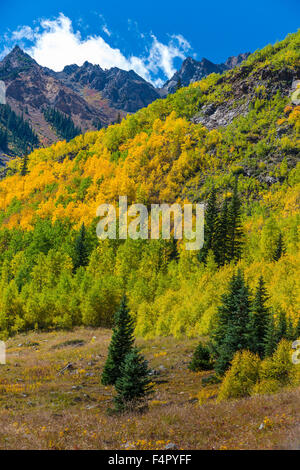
[189,342,213,371]
[101,295,135,385]
[113,347,154,413]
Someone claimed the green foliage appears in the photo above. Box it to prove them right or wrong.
[248,276,270,357]
[263,313,278,357]
[0,103,39,154]
[218,350,260,401]
[273,232,285,261]
[73,223,89,270]
[0,127,7,150]
[113,347,154,413]
[189,342,213,371]
[0,31,299,342]
[253,339,296,394]
[101,296,135,386]
[219,339,298,400]
[198,186,218,263]
[43,106,81,142]
[211,269,252,376]
[227,177,243,262]
[199,180,243,267]
[20,153,28,176]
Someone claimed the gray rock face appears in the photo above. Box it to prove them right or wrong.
[56,61,160,113]
[161,53,250,94]
[192,64,300,130]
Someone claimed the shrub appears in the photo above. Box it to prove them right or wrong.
[189,342,213,371]
[257,339,296,388]
[251,378,282,395]
[218,350,260,401]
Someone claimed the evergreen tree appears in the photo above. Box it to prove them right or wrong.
[113,347,154,412]
[264,313,277,357]
[198,186,218,263]
[0,103,38,154]
[286,316,295,341]
[227,177,243,262]
[0,128,7,150]
[176,78,182,91]
[214,196,229,267]
[189,342,213,371]
[273,232,285,261]
[247,276,270,357]
[20,153,28,176]
[275,310,287,343]
[101,296,135,386]
[294,316,300,341]
[211,270,252,376]
[73,223,89,270]
[43,106,81,141]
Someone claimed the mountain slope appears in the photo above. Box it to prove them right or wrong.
[0,46,160,156]
[0,46,253,158]
[56,62,161,113]
[0,30,299,338]
[162,53,250,94]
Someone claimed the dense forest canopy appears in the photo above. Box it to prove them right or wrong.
[0,30,299,339]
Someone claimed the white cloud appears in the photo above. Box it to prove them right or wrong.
[5,13,192,86]
[102,25,111,37]
[147,34,191,79]
[11,26,36,41]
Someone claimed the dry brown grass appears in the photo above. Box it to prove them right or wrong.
[0,327,299,450]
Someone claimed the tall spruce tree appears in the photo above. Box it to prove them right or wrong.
[273,232,285,261]
[198,186,218,263]
[101,296,135,386]
[275,310,287,343]
[264,313,277,357]
[214,196,229,267]
[73,223,89,270]
[20,153,28,176]
[294,316,300,341]
[211,269,252,375]
[286,316,295,341]
[247,276,270,357]
[227,177,243,262]
[113,347,154,412]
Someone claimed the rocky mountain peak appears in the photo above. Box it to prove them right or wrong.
[162,52,251,94]
[1,45,37,70]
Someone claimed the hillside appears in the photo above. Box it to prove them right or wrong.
[1,326,299,450]
[0,30,299,341]
[0,46,251,159]
[0,46,159,157]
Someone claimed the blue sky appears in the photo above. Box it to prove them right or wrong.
[0,0,299,86]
